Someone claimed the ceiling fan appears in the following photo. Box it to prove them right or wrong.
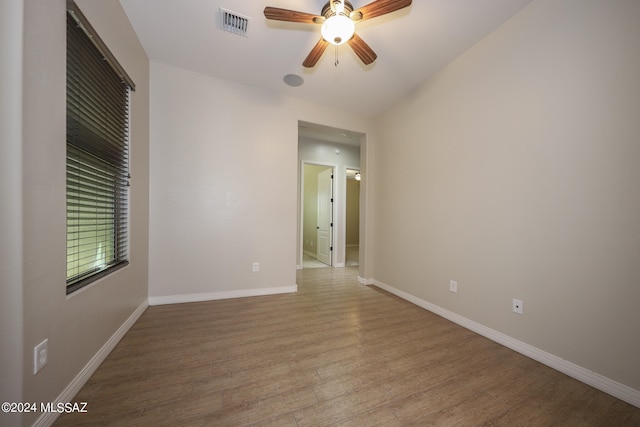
[264,0,412,68]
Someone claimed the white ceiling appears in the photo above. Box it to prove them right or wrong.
[119,0,534,120]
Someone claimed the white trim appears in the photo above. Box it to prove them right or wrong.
[33,300,149,427]
[334,262,345,268]
[369,278,640,409]
[148,285,298,306]
[358,276,373,285]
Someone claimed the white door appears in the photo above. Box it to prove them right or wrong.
[316,168,333,265]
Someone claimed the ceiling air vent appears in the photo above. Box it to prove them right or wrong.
[220,7,250,37]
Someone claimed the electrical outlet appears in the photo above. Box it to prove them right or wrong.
[449,280,458,293]
[252,262,260,272]
[513,298,523,315]
[34,339,48,374]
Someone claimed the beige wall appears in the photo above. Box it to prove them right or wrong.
[148,62,372,300]
[0,1,24,424]
[372,0,640,393]
[19,1,150,425]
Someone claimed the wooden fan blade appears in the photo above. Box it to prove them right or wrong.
[348,33,377,65]
[303,38,329,68]
[264,7,325,24]
[351,0,412,22]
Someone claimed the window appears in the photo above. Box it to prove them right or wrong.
[66,1,135,294]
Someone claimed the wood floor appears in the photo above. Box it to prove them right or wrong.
[55,267,640,426]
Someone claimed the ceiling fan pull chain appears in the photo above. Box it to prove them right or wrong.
[334,45,339,67]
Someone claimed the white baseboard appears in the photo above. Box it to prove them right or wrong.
[370,279,640,409]
[334,262,345,268]
[148,285,298,306]
[33,300,148,427]
[358,276,371,285]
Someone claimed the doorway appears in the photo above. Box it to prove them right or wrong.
[345,168,360,267]
[297,121,365,274]
[302,163,334,268]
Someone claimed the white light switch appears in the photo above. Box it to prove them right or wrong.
[449,280,458,293]
[34,339,48,374]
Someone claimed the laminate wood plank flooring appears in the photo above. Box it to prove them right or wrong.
[55,267,640,426]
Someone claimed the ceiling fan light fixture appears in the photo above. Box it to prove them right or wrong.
[321,14,354,45]
[264,0,412,67]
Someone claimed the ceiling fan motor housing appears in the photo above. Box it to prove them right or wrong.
[321,0,354,18]
[321,1,355,45]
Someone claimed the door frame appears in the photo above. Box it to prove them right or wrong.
[299,160,337,268]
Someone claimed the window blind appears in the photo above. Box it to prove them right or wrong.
[66,5,133,294]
